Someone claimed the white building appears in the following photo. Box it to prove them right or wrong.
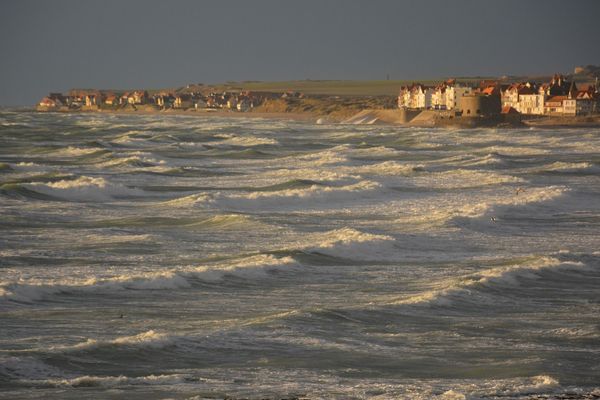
[518,93,545,115]
[398,84,433,109]
[445,85,472,110]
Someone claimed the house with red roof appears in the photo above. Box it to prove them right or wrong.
[544,96,567,115]
[563,87,595,116]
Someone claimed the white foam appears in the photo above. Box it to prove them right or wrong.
[341,161,423,176]
[24,176,143,201]
[539,161,597,173]
[304,228,396,260]
[82,233,153,244]
[97,154,166,169]
[481,145,551,155]
[213,180,382,212]
[393,256,584,306]
[396,185,568,227]
[287,145,351,166]
[62,330,173,352]
[0,255,297,303]
[43,373,186,388]
[50,146,102,157]
[258,168,356,184]
[429,169,524,188]
[213,133,278,146]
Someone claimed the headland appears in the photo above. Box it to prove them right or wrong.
[35,67,600,127]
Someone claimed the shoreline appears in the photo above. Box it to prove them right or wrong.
[34,107,320,122]
[29,107,600,128]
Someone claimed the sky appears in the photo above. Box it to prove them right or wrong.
[1,0,599,106]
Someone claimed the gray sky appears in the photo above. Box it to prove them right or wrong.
[1,0,599,106]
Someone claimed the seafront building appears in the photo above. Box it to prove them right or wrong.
[37,88,263,112]
[398,74,599,117]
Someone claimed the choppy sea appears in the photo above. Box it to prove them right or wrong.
[1,111,599,399]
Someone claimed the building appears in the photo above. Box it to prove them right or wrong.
[398,83,433,109]
[129,90,148,105]
[38,97,62,109]
[459,82,501,117]
[544,96,566,115]
[104,93,117,106]
[173,94,193,109]
[194,98,207,109]
[237,98,251,112]
[563,90,594,116]
[431,82,447,110]
[445,83,472,110]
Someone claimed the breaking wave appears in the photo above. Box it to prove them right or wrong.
[391,256,585,307]
[21,176,144,201]
[298,228,397,261]
[0,255,298,303]
[396,185,568,227]
[212,133,279,146]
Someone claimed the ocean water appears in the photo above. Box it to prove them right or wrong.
[1,111,599,400]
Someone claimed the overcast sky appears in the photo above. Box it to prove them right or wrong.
[1,0,599,105]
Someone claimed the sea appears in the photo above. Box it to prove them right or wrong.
[1,110,599,400]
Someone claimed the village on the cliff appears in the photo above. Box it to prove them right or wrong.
[37,73,599,120]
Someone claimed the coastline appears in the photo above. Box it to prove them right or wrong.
[30,107,600,128]
[34,107,320,122]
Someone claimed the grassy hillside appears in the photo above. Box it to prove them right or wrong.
[196,78,489,97]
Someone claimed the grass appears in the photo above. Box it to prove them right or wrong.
[204,79,488,97]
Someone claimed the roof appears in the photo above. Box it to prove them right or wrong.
[576,91,593,99]
[39,97,56,105]
[517,86,535,95]
[545,96,567,104]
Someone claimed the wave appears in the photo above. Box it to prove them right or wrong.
[0,162,12,172]
[1,182,59,200]
[419,169,525,189]
[237,180,380,200]
[49,146,107,158]
[212,133,279,146]
[80,233,153,244]
[0,255,297,303]
[0,356,65,380]
[285,146,351,166]
[217,180,382,211]
[390,256,584,307]
[49,330,174,353]
[201,148,273,159]
[97,156,159,169]
[478,145,552,156]
[396,185,568,228]
[163,180,382,211]
[257,168,356,184]
[533,161,599,174]
[435,375,561,400]
[0,355,185,386]
[348,146,408,159]
[22,176,144,202]
[340,161,424,176]
[295,228,397,261]
[254,178,326,192]
[37,373,187,388]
